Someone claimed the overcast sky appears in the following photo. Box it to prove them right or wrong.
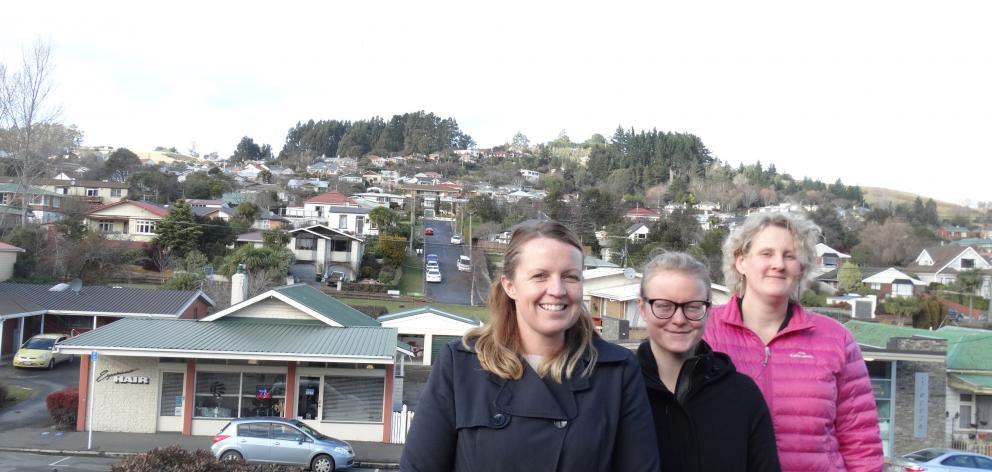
[2,1,989,206]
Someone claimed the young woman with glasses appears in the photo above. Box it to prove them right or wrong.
[637,251,780,472]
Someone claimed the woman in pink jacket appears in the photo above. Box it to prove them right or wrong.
[703,212,883,472]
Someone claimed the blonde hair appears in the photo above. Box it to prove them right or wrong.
[464,220,598,383]
[640,251,712,300]
[722,212,821,299]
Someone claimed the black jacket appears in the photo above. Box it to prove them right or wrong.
[638,340,780,472]
[401,336,660,472]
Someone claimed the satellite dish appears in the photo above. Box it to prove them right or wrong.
[69,278,83,294]
[49,283,70,292]
[623,267,636,279]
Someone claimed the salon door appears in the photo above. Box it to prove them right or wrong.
[296,376,321,421]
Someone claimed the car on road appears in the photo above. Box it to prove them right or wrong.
[457,255,471,272]
[426,268,443,283]
[212,417,354,471]
[424,227,434,235]
[890,447,992,472]
[450,234,462,245]
[426,254,439,271]
[13,333,71,369]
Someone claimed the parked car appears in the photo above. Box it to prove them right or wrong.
[424,227,434,235]
[890,447,992,472]
[457,255,471,272]
[426,268,443,283]
[13,333,71,369]
[212,417,354,471]
[426,254,439,270]
[450,234,462,245]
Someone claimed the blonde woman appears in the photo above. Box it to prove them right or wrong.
[703,212,883,472]
[401,221,659,472]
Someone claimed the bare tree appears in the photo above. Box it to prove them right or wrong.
[0,40,63,226]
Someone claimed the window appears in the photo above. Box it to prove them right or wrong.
[159,372,185,416]
[973,456,992,470]
[322,376,384,423]
[111,188,122,197]
[338,215,348,229]
[961,258,975,269]
[238,422,270,439]
[57,187,68,194]
[194,372,241,418]
[86,188,99,197]
[51,197,61,208]
[296,236,316,250]
[941,455,975,468]
[0,193,7,204]
[135,220,156,234]
[869,282,881,290]
[271,423,305,441]
[961,394,974,428]
[332,239,349,252]
[892,282,913,298]
[240,373,286,418]
[98,220,114,233]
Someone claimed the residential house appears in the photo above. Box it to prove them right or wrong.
[905,245,992,298]
[362,171,384,186]
[379,306,482,366]
[1,176,128,206]
[693,201,721,212]
[289,225,365,282]
[0,282,213,359]
[814,242,853,275]
[519,169,540,182]
[54,281,409,442]
[282,191,359,227]
[624,207,661,222]
[957,238,992,254]
[0,182,65,224]
[234,231,264,248]
[862,268,928,299]
[0,242,24,282]
[627,223,651,241]
[939,225,971,240]
[85,200,168,245]
[339,174,363,184]
[187,199,226,209]
[285,179,329,192]
[326,206,375,237]
[353,192,405,209]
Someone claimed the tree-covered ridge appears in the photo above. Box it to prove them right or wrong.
[277,111,474,169]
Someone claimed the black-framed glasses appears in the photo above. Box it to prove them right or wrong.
[643,298,711,321]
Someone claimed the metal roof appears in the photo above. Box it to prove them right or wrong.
[272,284,379,327]
[378,306,481,326]
[57,318,397,360]
[951,373,992,389]
[0,283,210,316]
[845,320,992,371]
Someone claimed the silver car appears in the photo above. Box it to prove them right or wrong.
[211,417,354,471]
[891,448,992,472]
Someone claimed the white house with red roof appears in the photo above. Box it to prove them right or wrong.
[85,199,168,244]
[624,207,661,221]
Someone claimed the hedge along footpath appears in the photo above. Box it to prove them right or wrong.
[46,387,78,430]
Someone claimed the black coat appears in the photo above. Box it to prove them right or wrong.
[638,340,780,472]
[401,336,660,472]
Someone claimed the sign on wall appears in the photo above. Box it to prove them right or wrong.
[914,372,929,438]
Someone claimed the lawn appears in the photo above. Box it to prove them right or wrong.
[398,253,424,296]
[1,385,33,409]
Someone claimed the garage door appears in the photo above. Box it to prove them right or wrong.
[431,335,462,364]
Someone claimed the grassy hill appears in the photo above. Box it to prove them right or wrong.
[862,186,977,221]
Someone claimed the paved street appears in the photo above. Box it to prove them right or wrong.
[0,451,386,471]
[422,218,475,305]
[0,360,79,430]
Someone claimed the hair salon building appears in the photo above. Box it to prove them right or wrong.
[56,282,412,442]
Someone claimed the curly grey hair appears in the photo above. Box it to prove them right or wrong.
[722,212,821,299]
[640,251,712,300]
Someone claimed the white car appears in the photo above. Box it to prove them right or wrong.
[450,234,462,245]
[426,268,442,283]
[457,255,471,272]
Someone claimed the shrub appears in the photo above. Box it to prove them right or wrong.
[111,445,303,472]
[46,387,79,430]
[0,383,8,406]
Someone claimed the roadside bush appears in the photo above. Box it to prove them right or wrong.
[111,445,303,472]
[46,387,78,430]
[0,383,8,406]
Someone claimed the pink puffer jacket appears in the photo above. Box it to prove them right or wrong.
[703,297,883,472]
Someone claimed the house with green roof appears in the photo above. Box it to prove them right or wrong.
[378,306,482,366]
[845,320,992,456]
[56,280,411,443]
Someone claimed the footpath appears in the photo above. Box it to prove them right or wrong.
[0,426,403,469]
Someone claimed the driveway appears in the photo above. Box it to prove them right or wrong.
[0,358,79,430]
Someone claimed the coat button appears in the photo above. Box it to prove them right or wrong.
[491,413,508,427]
[553,420,568,429]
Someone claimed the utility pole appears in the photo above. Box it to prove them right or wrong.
[469,211,475,306]
[408,195,416,252]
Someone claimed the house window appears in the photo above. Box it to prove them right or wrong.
[134,220,156,234]
[31,194,43,205]
[0,193,7,204]
[823,255,838,267]
[339,215,348,229]
[869,282,881,290]
[892,283,913,298]
[98,220,114,233]
[868,361,894,456]
[960,394,973,429]
[159,372,185,416]
[86,188,99,197]
[51,197,61,208]
[961,258,975,269]
[296,237,316,250]
[57,187,68,194]
[322,375,384,423]
[111,188,122,197]
[194,372,241,418]
[332,239,349,252]
[239,373,286,418]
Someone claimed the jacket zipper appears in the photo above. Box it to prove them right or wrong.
[762,345,771,366]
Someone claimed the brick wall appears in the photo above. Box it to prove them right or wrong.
[890,337,947,456]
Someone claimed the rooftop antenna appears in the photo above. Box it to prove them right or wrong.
[69,278,83,295]
[48,282,70,292]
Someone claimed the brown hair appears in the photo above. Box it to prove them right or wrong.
[464,220,598,382]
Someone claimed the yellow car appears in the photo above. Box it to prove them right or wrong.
[13,333,72,369]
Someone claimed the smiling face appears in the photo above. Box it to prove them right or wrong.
[500,237,584,355]
[639,270,710,357]
[735,225,803,302]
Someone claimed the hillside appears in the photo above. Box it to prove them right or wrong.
[861,187,977,221]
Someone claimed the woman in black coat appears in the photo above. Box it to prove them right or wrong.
[401,221,659,472]
[636,251,780,472]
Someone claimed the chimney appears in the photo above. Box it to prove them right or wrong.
[231,264,248,306]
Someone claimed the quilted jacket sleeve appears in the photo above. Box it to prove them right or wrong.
[833,330,884,472]
[400,343,457,472]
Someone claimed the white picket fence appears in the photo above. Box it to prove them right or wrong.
[390,404,415,444]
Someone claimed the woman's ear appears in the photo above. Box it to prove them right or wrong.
[500,274,517,300]
[734,252,746,275]
[637,298,650,322]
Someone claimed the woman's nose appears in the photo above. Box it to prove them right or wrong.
[548,277,567,296]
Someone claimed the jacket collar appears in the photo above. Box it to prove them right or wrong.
[637,339,734,404]
[717,295,816,338]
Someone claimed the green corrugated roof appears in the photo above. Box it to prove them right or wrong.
[845,320,992,371]
[378,305,481,326]
[952,374,992,388]
[59,318,396,359]
[0,183,63,197]
[273,284,379,327]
